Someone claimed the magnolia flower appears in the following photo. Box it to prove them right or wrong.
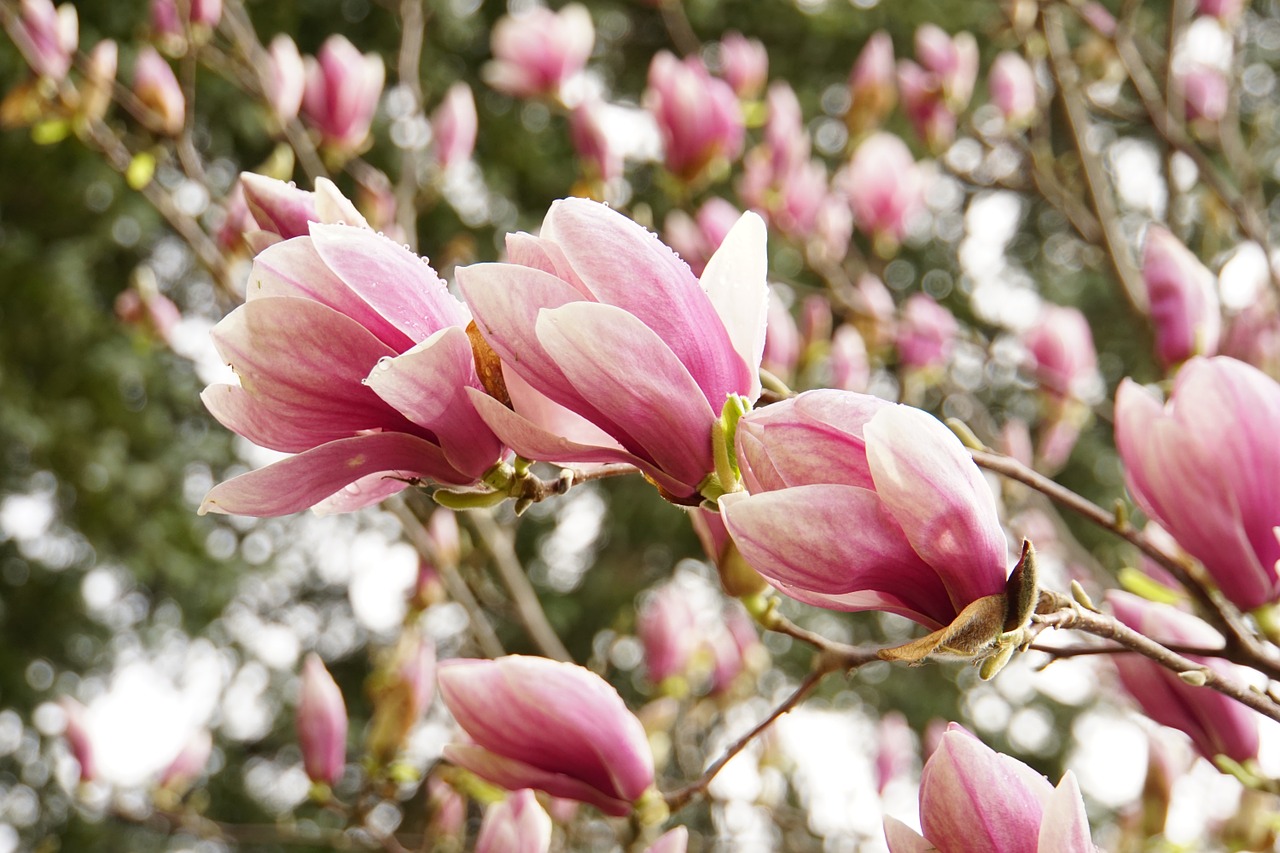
[840,132,926,250]
[438,656,655,816]
[483,4,594,100]
[9,0,77,81]
[476,790,552,853]
[1022,304,1098,400]
[896,293,957,370]
[569,100,622,183]
[367,634,436,763]
[638,583,700,685]
[663,197,741,276]
[133,47,185,135]
[848,31,896,135]
[264,34,306,124]
[645,827,689,853]
[897,59,956,151]
[1108,591,1260,764]
[885,724,1094,852]
[159,729,212,793]
[200,218,503,516]
[60,698,95,782]
[297,654,348,785]
[1182,63,1229,124]
[80,39,118,123]
[431,82,477,172]
[718,32,768,98]
[1115,356,1280,611]
[989,51,1037,128]
[1141,225,1221,368]
[914,24,978,108]
[762,289,801,381]
[829,324,871,392]
[457,197,767,504]
[302,35,384,154]
[721,390,1026,669]
[646,51,745,181]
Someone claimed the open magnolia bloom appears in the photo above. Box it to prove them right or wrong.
[200,224,504,516]
[719,390,1036,675]
[885,723,1095,852]
[457,197,768,504]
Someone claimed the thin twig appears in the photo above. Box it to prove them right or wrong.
[395,0,428,251]
[466,509,573,662]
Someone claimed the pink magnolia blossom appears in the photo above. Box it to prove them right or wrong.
[1022,304,1098,400]
[1115,356,1280,611]
[840,132,926,248]
[897,60,956,151]
[1181,63,1229,124]
[569,100,622,183]
[1108,591,1260,764]
[709,606,762,695]
[367,634,437,762]
[896,293,957,370]
[829,323,871,392]
[848,31,896,134]
[1141,225,1221,368]
[431,82,477,172]
[1198,0,1244,20]
[427,777,466,836]
[133,47,185,135]
[457,198,767,503]
[875,711,915,793]
[989,52,1038,128]
[914,25,978,108]
[302,35,384,154]
[60,698,95,782]
[885,724,1094,852]
[663,196,741,276]
[483,4,594,100]
[645,827,689,853]
[438,656,655,816]
[297,654,348,785]
[720,390,1009,630]
[638,583,700,684]
[476,790,552,853]
[645,51,745,182]
[762,290,801,381]
[151,0,221,38]
[264,34,305,124]
[200,220,503,517]
[159,729,212,792]
[9,0,77,81]
[718,32,768,98]
[1222,299,1280,379]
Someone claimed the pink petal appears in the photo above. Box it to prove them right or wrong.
[699,210,769,402]
[540,198,753,408]
[1037,772,1094,852]
[247,236,413,351]
[309,223,468,343]
[883,817,932,853]
[200,432,468,516]
[312,470,412,515]
[864,405,1008,612]
[365,327,504,478]
[446,744,631,816]
[718,486,955,627]
[536,302,716,492]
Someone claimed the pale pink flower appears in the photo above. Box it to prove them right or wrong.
[438,656,655,816]
[1181,63,1229,123]
[483,4,594,99]
[9,0,77,81]
[718,32,768,98]
[159,729,212,792]
[645,826,689,853]
[989,52,1038,128]
[897,60,955,151]
[297,654,347,785]
[646,51,745,181]
[432,82,477,172]
[896,293,956,370]
[265,34,305,124]
[476,790,552,853]
[841,132,926,248]
[1141,225,1221,368]
[1022,304,1098,400]
[133,47,185,135]
[914,25,978,108]
[569,100,622,182]
[302,35,384,153]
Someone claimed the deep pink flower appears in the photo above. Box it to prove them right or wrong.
[720,390,1009,630]
[297,654,348,785]
[200,222,503,516]
[432,82,477,172]
[897,60,956,151]
[1108,591,1260,764]
[718,32,768,98]
[476,790,552,853]
[840,132,926,248]
[483,4,593,100]
[458,198,767,503]
[302,36,384,154]
[885,724,1094,852]
[896,293,956,369]
[914,25,978,108]
[438,656,655,816]
[1022,304,1098,400]
[1115,356,1280,611]
[9,0,76,81]
[1141,225,1221,368]
[646,51,745,181]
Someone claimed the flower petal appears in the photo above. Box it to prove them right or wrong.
[864,405,1008,612]
[719,486,954,627]
[883,817,932,853]
[700,210,769,402]
[1037,772,1094,853]
[200,432,467,516]
[445,744,631,816]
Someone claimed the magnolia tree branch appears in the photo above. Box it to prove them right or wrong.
[1035,604,1280,723]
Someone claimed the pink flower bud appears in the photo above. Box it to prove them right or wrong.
[10,0,77,81]
[1108,591,1260,764]
[663,198,741,276]
[483,4,594,100]
[988,52,1038,128]
[297,654,348,785]
[709,606,762,695]
[896,293,957,370]
[914,26,978,109]
[159,729,212,792]
[114,280,182,347]
[439,656,655,816]
[885,724,1094,851]
[1115,357,1280,610]
[151,0,220,39]
[432,82,477,172]
[874,711,915,793]
[1198,0,1243,21]
[1222,299,1280,379]
[60,698,95,782]
[829,323,870,392]
[427,777,466,836]
[646,51,745,182]
[1181,63,1229,123]
[476,789,552,853]
[1081,2,1118,36]
[645,826,689,853]
[81,39,118,123]
[721,390,1009,632]
[1022,304,1098,400]
[457,198,767,504]
[265,34,305,124]
[638,583,700,685]
[570,100,622,183]
[240,173,320,241]
[1141,225,1221,368]
[718,32,768,99]
[762,290,801,381]
[852,273,898,349]
[897,60,956,151]
[840,132,926,249]
[848,31,896,135]
[133,47,185,135]
[302,36,384,154]
[200,207,502,517]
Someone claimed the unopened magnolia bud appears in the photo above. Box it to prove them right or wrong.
[133,47,185,135]
[297,654,348,785]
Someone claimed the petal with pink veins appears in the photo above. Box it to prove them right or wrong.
[700,210,769,402]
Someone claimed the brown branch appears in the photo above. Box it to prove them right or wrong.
[1034,605,1280,723]
[656,0,700,58]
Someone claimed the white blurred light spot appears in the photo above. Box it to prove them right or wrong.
[1219,242,1268,311]
[1068,709,1146,807]
[348,537,417,634]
